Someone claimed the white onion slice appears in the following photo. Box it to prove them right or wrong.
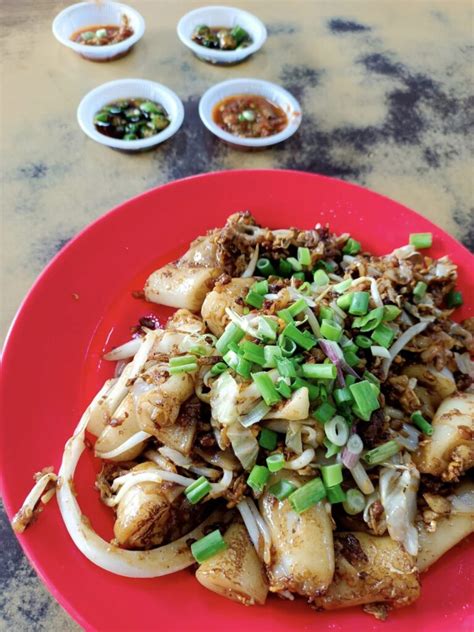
[103,338,142,361]
[96,431,152,460]
[11,472,58,533]
[349,461,375,495]
[381,321,429,378]
[370,345,391,359]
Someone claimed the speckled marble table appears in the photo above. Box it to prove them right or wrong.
[1,0,473,629]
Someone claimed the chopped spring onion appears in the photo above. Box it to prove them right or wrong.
[302,363,337,380]
[370,345,391,359]
[252,372,282,406]
[371,323,395,348]
[298,247,311,266]
[277,358,298,378]
[349,380,380,419]
[185,476,212,504]
[344,350,360,367]
[320,319,342,342]
[216,322,245,355]
[347,433,364,455]
[287,257,302,272]
[383,305,401,321]
[264,345,283,367]
[343,488,366,515]
[289,477,326,513]
[258,316,278,341]
[326,484,347,504]
[364,440,400,465]
[320,305,334,321]
[292,272,306,282]
[333,386,353,406]
[247,465,270,493]
[278,259,293,277]
[288,298,308,317]
[324,437,341,458]
[298,281,312,295]
[352,306,384,332]
[266,453,285,472]
[313,401,336,423]
[223,350,252,378]
[259,428,278,450]
[355,335,372,348]
[343,238,361,255]
[191,529,227,564]
[336,293,353,311]
[446,289,463,308]
[240,340,265,366]
[275,378,292,398]
[282,323,317,350]
[252,279,269,295]
[345,374,357,386]
[413,281,428,300]
[256,258,276,277]
[169,355,197,367]
[169,362,198,374]
[241,401,271,428]
[277,308,294,324]
[324,415,349,446]
[409,232,432,249]
[269,479,297,501]
[314,269,330,286]
[245,290,264,309]
[342,433,364,468]
[348,291,369,316]
[334,279,352,294]
[411,411,433,435]
[321,463,343,487]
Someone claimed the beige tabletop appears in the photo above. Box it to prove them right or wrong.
[0,0,473,629]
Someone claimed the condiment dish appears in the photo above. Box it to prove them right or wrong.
[77,79,184,151]
[177,6,266,65]
[52,1,145,61]
[199,79,302,148]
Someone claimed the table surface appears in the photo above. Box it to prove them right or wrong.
[1,0,473,629]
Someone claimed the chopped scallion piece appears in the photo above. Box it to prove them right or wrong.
[263,345,283,367]
[325,415,349,446]
[278,259,292,277]
[342,238,361,255]
[313,401,336,423]
[223,350,252,378]
[313,269,330,286]
[275,378,292,398]
[282,323,317,350]
[287,257,302,272]
[411,411,433,435]
[292,376,319,400]
[269,479,297,500]
[352,306,384,332]
[259,427,278,450]
[277,308,294,324]
[323,437,341,458]
[297,246,311,266]
[256,258,276,277]
[185,476,212,504]
[169,362,198,374]
[216,322,245,355]
[409,232,432,249]
[278,335,298,357]
[170,355,197,367]
[319,305,334,321]
[288,298,308,317]
[446,289,463,308]
[247,465,270,493]
[348,291,369,316]
[321,463,343,487]
[371,323,395,348]
[355,334,372,349]
[383,305,401,321]
[258,316,278,341]
[364,440,400,464]
[191,529,227,564]
[245,290,264,309]
[210,361,228,376]
[266,453,285,472]
[320,319,342,342]
[343,488,366,515]
[326,483,347,504]
[292,272,306,281]
[252,279,269,295]
[344,350,360,367]
[240,340,265,365]
[413,281,428,300]
[289,477,326,513]
[251,371,282,406]
[277,358,298,378]
[333,387,353,406]
[302,363,337,380]
[334,279,352,294]
[336,293,353,311]
[349,380,380,418]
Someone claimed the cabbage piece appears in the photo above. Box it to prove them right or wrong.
[379,455,420,556]
[226,422,259,471]
[210,372,240,425]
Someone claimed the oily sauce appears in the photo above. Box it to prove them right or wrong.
[71,15,133,46]
[212,94,288,138]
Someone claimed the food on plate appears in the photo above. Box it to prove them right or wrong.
[71,14,134,46]
[12,212,474,619]
[191,24,252,50]
[212,95,288,138]
[94,99,170,141]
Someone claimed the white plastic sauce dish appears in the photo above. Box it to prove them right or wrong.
[52,1,145,61]
[199,78,302,149]
[177,5,267,65]
[77,79,184,152]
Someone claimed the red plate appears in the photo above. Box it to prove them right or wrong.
[1,170,473,632]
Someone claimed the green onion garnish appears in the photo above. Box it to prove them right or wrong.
[259,427,278,450]
[247,465,270,493]
[263,345,283,368]
[245,290,264,309]
[278,259,292,277]
[313,269,330,286]
[216,322,245,355]
[278,335,298,357]
[191,529,227,564]
[210,362,228,376]
[371,323,395,348]
[343,488,366,515]
[321,463,343,487]
[336,293,353,311]
[413,281,428,300]
[258,316,278,341]
[319,305,334,321]
[302,363,337,380]
[269,479,297,501]
[333,387,353,406]
[252,371,282,406]
[288,298,308,317]
[326,483,347,504]
[277,308,294,324]
[382,305,402,321]
[349,380,380,419]
[411,411,433,435]
[240,340,265,365]
[352,306,384,332]
[282,323,317,350]
[409,232,432,249]
[185,476,212,504]
[297,246,311,266]
[169,362,198,374]
[289,477,326,513]
[320,319,343,342]
[292,376,319,400]
[348,291,369,316]
[277,358,298,378]
[446,289,463,308]
[334,279,352,294]
[364,440,400,464]
[342,238,361,255]
[256,258,276,277]
[292,272,306,281]
[169,355,196,367]
[266,453,285,472]
[252,279,269,295]
[313,401,336,423]
[223,350,252,378]
[275,378,292,398]
[287,257,302,272]
[355,335,372,349]
[323,437,341,458]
